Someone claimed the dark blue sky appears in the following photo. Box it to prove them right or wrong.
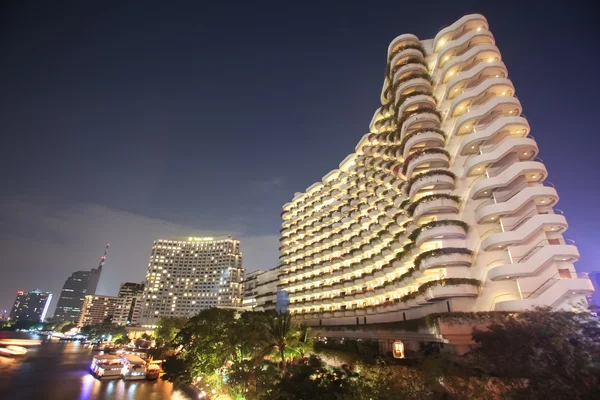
[0,0,598,314]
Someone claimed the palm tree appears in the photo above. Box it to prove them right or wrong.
[267,313,293,371]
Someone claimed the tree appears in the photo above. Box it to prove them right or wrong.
[466,308,600,399]
[154,316,186,347]
[163,308,238,385]
[266,313,293,371]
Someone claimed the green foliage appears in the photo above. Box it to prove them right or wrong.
[397,106,441,129]
[466,307,600,399]
[414,247,473,269]
[408,219,469,242]
[399,278,481,303]
[406,169,456,193]
[398,127,446,153]
[402,148,450,175]
[406,193,461,216]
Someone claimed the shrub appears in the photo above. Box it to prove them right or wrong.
[414,247,473,269]
[398,127,446,154]
[406,169,456,194]
[408,220,468,242]
[406,194,461,216]
[402,148,450,175]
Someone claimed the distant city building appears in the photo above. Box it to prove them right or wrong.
[587,271,600,308]
[242,266,281,311]
[53,245,108,323]
[112,282,145,326]
[138,236,245,326]
[77,294,120,327]
[9,290,52,322]
[53,268,102,323]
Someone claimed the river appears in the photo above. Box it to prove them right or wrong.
[0,332,193,400]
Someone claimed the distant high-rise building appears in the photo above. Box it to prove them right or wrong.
[587,272,600,307]
[112,282,145,326]
[242,266,281,311]
[53,245,108,323]
[138,236,244,326]
[9,290,52,322]
[77,294,120,327]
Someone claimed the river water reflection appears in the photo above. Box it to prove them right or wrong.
[0,332,192,400]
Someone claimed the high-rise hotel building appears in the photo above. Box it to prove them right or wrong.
[138,236,244,326]
[279,14,593,334]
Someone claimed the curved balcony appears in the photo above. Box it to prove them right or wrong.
[424,283,479,301]
[400,110,441,139]
[413,222,468,247]
[434,14,488,53]
[408,170,456,198]
[471,161,547,200]
[440,44,501,84]
[437,29,495,70]
[464,137,538,176]
[445,60,508,100]
[488,244,579,281]
[449,77,515,117]
[411,196,461,224]
[400,128,446,159]
[397,93,437,118]
[403,149,450,179]
[417,250,473,271]
[392,62,428,87]
[390,48,426,76]
[494,275,594,311]
[459,115,529,155]
[481,214,568,251]
[475,185,558,223]
[452,96,522,136]
[387,34,421,61]
[394,76,432,100]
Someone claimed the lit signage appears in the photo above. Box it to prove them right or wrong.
[188,237,214,241]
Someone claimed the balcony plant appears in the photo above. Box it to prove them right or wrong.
[402,148,450,175]
[394,90,435,114]
[406,194,461,216]
[397,107,442,130]
[408,219,468,242]
[398,127,446,154]
[413,247,473,270]
[389,43,427,62]
[391,72,433,96]
[406,169,456,194]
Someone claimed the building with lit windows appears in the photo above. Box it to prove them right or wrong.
[112,282,145,326]
[242,266,281,311]
[138,236,244,326]
[8,290,52,322]
[77,294,120,327]
[53,267,102,323]
[278,14,593,350]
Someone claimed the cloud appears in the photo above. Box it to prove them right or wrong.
[0,197,280,317]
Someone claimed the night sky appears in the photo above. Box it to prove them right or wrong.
[1,0,598,315]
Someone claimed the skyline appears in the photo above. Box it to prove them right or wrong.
[1,1,599,315]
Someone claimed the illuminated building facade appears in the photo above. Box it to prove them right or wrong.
[77,294,120,327]
[279,14,593,338]
[9,289,52,322]
[53,267,102,323]
[138,236,244,326]
[112,282,145,326]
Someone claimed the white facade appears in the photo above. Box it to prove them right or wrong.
[78,295,120,327]
[242,266,281,311]
[138,236,244,326]
[279,14,593,329]
[112,282,145,326]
